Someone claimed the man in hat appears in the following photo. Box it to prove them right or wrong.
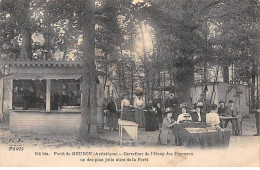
[177,103,192,123]
[152,92,163,127]
[107,97,118,131]
[226,100,242,135]
[165,91,179,120]
[198,93,211,122]
[217,100,228,128]
[145,99,159,131]
[206,104,221,128]
[165,91,178,109]
[159,109,176,145]
[217,100,227,116]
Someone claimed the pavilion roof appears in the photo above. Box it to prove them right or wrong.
[4,58,83,67]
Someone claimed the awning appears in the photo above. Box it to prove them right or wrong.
[2,73,82,80]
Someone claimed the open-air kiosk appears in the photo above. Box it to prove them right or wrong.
[1,58,104,135]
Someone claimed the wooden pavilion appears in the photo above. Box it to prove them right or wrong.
[0,58,104,135]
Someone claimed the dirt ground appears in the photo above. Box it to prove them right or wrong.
[0,114,259,149]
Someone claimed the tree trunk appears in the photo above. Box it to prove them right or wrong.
[175,60,194,105]
[222,65,229,83]
[20,0,32,60]
[140,23,149,102]
[43,4,51,60]
[203,62,207,82]
[79,0,97,139]
[251,60,256,109]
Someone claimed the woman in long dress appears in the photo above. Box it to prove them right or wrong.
[134,95,145,127]
[159,109,176,145]
[121,94,132,121]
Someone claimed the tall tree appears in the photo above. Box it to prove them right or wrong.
[1,0,33,60]
[79,0,97,138]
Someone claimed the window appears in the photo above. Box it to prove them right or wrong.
[50,79,81,110]
[13,80,46,110]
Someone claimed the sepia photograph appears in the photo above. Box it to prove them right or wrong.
[0,0,259,167]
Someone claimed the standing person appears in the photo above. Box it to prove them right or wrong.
[226,100,242,135]
[197,93,210,122]
[144,99,159,131]
[134,94,145,128]
[107,97,118,131]
[152,92,163,127]
[158,109,176,145]
[121,94,132,121]
[206,104,221,128]
[217,100,228,128]
[177,103,192,123]
[165,91,178,120]
[253,102,260,136]
[217,100,227,115]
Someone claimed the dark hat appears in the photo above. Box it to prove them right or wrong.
[211,104,217,110]
[180,103,188,109]
[229,100,234,103]
[219,100,225,104]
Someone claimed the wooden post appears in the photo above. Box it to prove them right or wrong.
[3,79,13,123]
[46,79,51,112]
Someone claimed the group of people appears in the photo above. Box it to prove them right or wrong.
[106,93,159,131]
[105,91,244,146]
[159,93,243,145]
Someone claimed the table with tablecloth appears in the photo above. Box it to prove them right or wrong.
[172,123,231,148]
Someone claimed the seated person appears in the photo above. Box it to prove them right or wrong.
[206,104,221,128]
[159,109,176,145]
[177,103,192,123]
[189,102,203,122]
[189,104,198,122]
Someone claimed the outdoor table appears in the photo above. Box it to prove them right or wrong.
[219,116,239,133]
[219,116,238,120]
[172,122,230,148]
[118,119,138,146]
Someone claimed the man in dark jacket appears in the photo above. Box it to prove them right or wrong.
[197,93,211,122]
[165,92,178,120]
[107,97,118,131]
[217,100,227,115]
[226,100,242,135]
[217,100,228,128]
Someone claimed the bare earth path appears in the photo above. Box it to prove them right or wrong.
[0,114,259,149]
